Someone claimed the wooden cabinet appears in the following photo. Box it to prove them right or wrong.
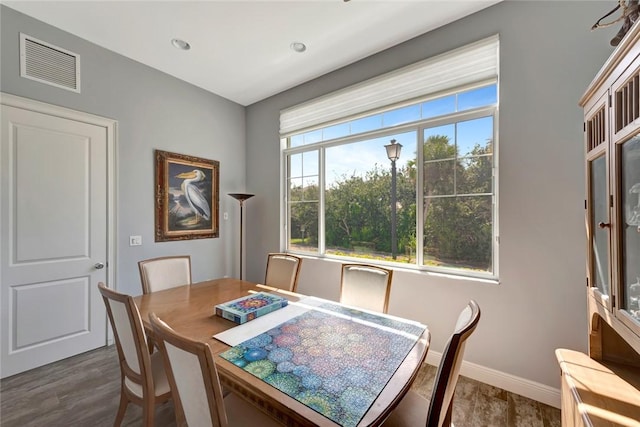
[556,349,640,427]
[556,20,640,427]
[581,21,640,364]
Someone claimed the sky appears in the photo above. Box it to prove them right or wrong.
[289,84,496,187]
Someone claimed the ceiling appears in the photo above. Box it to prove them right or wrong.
[3,1,501,106]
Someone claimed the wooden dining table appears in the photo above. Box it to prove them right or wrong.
[134,278,431,427]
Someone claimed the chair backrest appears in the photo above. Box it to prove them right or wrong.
[138,255,192,294]
[149,312,228,427]
[264,253,302,292]
[339,263,393,313]
[426,300,481,427]
[98,283,153,391]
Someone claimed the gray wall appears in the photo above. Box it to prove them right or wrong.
[1,5,247,296]
[245,1,615,392]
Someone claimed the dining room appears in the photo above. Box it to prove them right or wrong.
[0,1,635,426]
[2,271,551,426]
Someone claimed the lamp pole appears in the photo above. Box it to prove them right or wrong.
[228,193,254,280]
[384,139,402,260]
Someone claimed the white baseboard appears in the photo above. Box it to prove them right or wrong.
[425,352,561,409]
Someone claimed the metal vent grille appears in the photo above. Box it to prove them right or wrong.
[587,106,606,152]
[20,33,80,93]
[615,72,639,132]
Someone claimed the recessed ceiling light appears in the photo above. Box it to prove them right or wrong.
[171,38,191,51]
[290,42,307,53]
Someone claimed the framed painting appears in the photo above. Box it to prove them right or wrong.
[155,150,219,241]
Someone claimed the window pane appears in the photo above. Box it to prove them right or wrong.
[303,129,322,145]
[290,152,319,179]
[325,132,416,262]
[327,139,382,184]
[458,154,493,194]
[423,195,492,273]
[303,176,318,189]
[458,84,497,111]
[350,114,383,135]
[323,122,351,141]
[303,151,319,176]
[289,202,318,254]
[590,155,610,297]
[290,153,302,178]
[422,95,455,119]
[289,174,318,201]
[621,136,640,321]
[424,160,455,195]
[289,178,303,201]
[290,134,304,148]
[383,104,421,127]
[457,116,493,157]
[423,125,456,161]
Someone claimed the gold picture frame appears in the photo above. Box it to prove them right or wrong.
[155,150,219,241]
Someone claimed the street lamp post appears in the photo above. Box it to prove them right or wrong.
[384,139,402,260]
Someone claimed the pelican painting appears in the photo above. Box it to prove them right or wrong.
[155,149,219,242]
[176,169,211,225]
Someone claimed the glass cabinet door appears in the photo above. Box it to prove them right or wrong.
[589,154,611,300]
[620,135,640,323]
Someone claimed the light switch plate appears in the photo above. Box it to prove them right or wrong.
[129,235,142,246]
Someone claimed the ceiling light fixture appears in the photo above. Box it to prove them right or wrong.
[171,38,191,51]
[290,42,307,53]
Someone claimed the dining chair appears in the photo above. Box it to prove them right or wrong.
[339,263,393,313]
[382,300,481,427]
[98,283,172,427]
[264,252,302,292]
[138,255,192,294]
[148,312,283,427]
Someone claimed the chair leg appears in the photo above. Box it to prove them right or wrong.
[175,405,188,427]
[142,398,155,427]
[113,389,129,427]
[443,401,453,427]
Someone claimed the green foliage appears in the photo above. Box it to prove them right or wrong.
[289,185,319,245]
[418,135,493,270]
[289,135,494,272]
[324,165,416,255]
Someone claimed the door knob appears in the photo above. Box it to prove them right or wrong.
[94,262,105,269]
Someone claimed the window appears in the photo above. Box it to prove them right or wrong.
[422,112,495,273]
[281,37,499,279]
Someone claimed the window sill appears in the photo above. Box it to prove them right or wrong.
[289,252,500,285]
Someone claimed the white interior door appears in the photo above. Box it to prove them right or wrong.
[0,94,114,378]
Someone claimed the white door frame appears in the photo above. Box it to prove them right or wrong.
[0,92,117,345]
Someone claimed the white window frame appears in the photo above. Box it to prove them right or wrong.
[280,36,499,280]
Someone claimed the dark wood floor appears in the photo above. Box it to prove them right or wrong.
[0,345,560,426]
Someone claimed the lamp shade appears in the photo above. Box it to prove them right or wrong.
[228,193,255,202]
[385,139,402,161]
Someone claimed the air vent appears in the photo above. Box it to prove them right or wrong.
[586,106,606,152]
[20,33,80,93]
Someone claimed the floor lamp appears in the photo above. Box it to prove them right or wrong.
[228,193,254,280]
